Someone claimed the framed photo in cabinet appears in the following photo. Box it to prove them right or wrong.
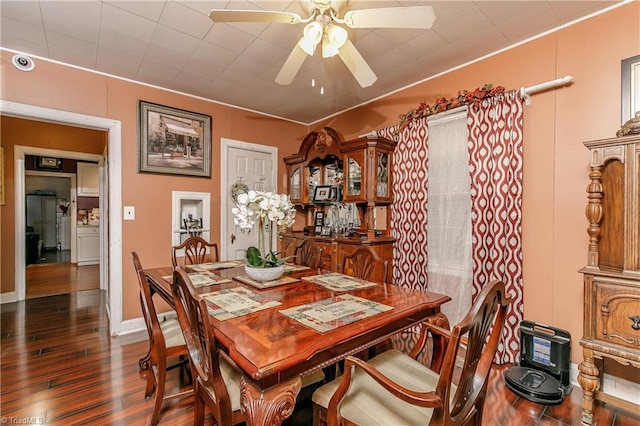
[138,100,211,177]
[314,211,325,235]
[313,185,333,203]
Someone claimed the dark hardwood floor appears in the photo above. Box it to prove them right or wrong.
[2,266,639,425]
[25,262,100,299]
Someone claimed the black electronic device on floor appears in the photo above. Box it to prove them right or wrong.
[505,320,572,405]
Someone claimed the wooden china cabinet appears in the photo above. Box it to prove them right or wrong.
[281,128,396,283]
[577,134,640,425]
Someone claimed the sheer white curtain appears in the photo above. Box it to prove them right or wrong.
[426,108,473,325]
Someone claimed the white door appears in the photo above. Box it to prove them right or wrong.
[222,141,277,261]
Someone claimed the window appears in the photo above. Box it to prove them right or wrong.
[426,108,472,324]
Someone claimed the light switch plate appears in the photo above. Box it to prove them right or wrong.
[124,206,135,220]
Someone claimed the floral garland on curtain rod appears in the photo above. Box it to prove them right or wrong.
[396,84,506,134]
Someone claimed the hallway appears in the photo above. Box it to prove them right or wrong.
[32,248,71,265]
[25,262,99,299]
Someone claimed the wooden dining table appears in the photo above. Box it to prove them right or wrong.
[144,263,450,426]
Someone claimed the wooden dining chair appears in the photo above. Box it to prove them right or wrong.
[171,236,219,267]
[312,279,511,426]
[171,268,245,426]
[131,251,192,426]
[341,246,389,284]
[295,238,325,270]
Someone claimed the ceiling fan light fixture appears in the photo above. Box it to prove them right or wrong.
[298,21,323,55]
[322,24,348,58]
[322,39,339,58]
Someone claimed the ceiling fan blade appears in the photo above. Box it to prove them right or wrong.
[209,9,302,24]
[337,40,377,88]
[275,44,309,85]
[343,6,435,29]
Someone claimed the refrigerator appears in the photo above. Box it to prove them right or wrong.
[26,194,58,250]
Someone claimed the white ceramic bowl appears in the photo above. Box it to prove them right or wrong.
[244,265,285,282]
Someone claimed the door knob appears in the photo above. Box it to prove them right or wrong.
[231,234,236,244]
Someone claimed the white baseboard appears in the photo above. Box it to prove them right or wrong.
[0,292,18,304]
[570,363,640,405]
[111,311,178,337]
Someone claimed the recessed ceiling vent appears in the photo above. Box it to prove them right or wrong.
[12,54,35,72]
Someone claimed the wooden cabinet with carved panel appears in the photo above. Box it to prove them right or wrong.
[282,128,396,281]
[578,134,640,425]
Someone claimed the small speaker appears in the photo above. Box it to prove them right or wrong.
[12,54,35,72]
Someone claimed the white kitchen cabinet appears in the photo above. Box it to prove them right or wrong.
[77,162,99,197]
[77,226,99,265]
[58,216,71,250]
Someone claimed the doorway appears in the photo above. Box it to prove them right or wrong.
[23,168,102,299]
[220,138,278,261]
[25,172,73,266]
[4,100,125,336]
[20,152,103,300]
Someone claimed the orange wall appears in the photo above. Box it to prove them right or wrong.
[0,51,309,321]
[1,3,639,365]
[315,2,639,364]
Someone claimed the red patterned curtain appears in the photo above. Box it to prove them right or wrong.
[378,90,523,363]
[377,120,429,291]
[467,90,524,363]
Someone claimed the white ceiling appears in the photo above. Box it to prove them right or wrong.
[0,1,625,124]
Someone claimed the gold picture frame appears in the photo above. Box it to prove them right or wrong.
[137,100,212,177]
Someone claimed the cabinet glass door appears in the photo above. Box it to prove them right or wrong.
[346,157,362,197]
[309,165,321,201]
[290,168,301,201]
[376,152,390,198]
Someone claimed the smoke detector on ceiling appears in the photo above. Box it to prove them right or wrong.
[12,54,35,72]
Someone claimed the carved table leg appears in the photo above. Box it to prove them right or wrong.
[577,349,599,426]
[240,375,302,426]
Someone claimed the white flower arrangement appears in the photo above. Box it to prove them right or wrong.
[232,190,296,267]
[232,190,296,231]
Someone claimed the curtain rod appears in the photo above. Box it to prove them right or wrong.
[520,75,573,105]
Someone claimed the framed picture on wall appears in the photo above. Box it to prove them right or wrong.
[137,100,212,177]
[621,55,640,125]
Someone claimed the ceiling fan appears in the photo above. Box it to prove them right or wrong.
[208,1,435,88]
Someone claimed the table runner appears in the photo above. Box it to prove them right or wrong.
[279,294,392,333]
[302,273,378,292]
[283,263,311,272]
[188,272,231,287]
[234,275,301,289]
[189,260,245,271]
[162,271,231,288]
[201,287,281,320]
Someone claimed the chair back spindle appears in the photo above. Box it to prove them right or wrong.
[341,246,389,284]
[172,236,219,267]
[172,268,243,425]
[295,238,325,270]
